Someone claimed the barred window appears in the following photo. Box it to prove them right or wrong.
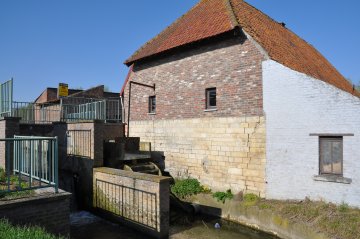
[149,96,156,113]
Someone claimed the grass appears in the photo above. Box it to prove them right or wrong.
[248,198,360,239]
[0,219,64,239]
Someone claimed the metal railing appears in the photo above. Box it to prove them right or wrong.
[66,130,92,158]
[61,97,122,122]
[0,97,122,124]
[95,179,157,230]
[11,101,61,123]
[0,136,58,194]
[0,79,13,117]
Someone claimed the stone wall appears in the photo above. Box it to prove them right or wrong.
[263,60,360,207]
[0,191,71,236]
[130,116,266,196]
[93,167,171,239]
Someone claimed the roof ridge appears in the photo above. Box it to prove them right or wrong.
[224,0,239,28]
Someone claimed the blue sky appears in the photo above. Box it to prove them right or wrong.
[0,0,359,101]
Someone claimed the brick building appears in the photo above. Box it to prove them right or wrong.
[33,85,121,123]
[121,0,360,206]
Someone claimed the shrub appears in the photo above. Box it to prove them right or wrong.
[213,189,234,203]
[171,178,204,199]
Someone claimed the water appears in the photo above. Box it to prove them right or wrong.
[71,211,278,239]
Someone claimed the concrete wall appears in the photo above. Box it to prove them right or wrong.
[130,116,266,196]
[0,191,71,236]
[263,60,360,207]
[93,168,171,239]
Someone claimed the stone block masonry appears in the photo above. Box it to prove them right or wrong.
[130,116,266,197]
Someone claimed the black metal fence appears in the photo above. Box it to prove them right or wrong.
[95,179,158,230]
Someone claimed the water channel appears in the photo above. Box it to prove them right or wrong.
[70,211,279,239]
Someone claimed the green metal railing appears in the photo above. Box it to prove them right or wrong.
[0,136,58,194]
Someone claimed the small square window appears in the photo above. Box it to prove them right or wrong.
[149,96,156,113]
[206,88,216,109]
[319,137,343,175]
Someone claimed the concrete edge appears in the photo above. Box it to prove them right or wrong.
[0,192,71,209]
[94,167,172,183]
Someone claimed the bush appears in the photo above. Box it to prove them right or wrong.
[171,178,204,199]
[213,189,234,203]
[0,219,64,239]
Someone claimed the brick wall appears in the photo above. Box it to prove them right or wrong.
[0,192,71,236]
[93,168,171,239]
[263,60,360,207]
[123,35,264,121]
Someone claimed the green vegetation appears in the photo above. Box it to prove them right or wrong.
[171,178,209,199]
[0,219,64,239]
[0,168,6,182]
[0,168,34,200]
[212,189,234,203]
[243,193,259,206]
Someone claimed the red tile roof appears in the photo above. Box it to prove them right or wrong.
[125,0,359,97]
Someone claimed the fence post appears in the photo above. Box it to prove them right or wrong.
[54,137,59,193]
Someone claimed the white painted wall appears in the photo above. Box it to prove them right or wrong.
[263,60,360,207]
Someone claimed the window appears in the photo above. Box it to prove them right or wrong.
[319,137,343,175]
[206,88,216,109]
[149,96,156,113]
